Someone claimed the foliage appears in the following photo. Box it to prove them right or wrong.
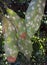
[0,0,47,65]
